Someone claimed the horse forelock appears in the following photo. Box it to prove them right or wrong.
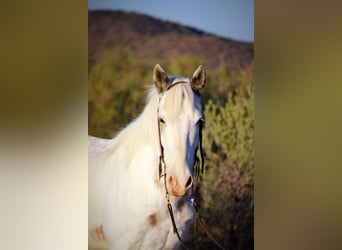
[157,77,201,121]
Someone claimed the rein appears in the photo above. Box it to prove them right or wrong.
[157,80,224,250]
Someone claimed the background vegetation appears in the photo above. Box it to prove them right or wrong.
[89,10,254,250]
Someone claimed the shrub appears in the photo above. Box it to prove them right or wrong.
[187,81,254,249]
[88,47,152,138]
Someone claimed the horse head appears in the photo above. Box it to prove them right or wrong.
[153,64,206,197]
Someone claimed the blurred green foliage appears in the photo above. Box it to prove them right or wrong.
[88,49,254,249]
[88,47,151,138]
[187,83,254,249]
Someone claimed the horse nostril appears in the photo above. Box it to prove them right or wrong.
[185,176,193,189]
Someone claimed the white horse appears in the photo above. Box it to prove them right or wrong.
[89,64,206,250]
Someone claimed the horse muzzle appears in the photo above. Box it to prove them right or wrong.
[168,175,193,197]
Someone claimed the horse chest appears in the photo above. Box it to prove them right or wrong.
[118,197,193,250]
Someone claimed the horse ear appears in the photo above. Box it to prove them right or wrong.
[190,65,206,95]
[153,64,169,93]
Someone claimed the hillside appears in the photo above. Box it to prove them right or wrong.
[88,10,254,74]
[88,9,255,136]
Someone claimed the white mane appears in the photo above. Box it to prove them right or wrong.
[89,65,206,250]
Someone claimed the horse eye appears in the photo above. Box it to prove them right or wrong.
[196,118,204,124]
[159,118,166,124]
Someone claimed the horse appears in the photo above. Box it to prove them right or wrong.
[88,64,206,250]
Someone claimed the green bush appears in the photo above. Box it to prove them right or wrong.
[186,82,254,249]
[88,47,152,138]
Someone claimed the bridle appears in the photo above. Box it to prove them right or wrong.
[157,80,187,179]
[154,79,225,250]
[156,80,205,249]
[157,80,204,179]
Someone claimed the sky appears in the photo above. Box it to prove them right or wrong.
[88,0,254,42]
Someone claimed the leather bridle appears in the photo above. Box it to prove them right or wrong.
[155,79,224,250]
[157,80,187,179]
[156,80,204,249]
[157,80,204,179]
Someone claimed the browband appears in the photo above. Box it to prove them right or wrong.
[166,80,187,91]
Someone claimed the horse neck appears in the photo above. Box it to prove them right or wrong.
[112,87,160,157]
